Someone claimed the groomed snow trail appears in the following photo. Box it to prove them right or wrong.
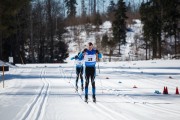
[0,62,180,120]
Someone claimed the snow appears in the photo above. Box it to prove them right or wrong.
[0,19,179,120]
[0,60,5,66]
[64,20,146,61]
[0,60,180,120]
[101,21,112,29]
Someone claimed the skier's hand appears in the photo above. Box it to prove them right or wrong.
[96,53,99,62]
[83,48,87,53]
[70,57,75,60]
[98,53,102,59]
[75,55,78,59]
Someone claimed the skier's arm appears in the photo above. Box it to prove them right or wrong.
[78,48,87,59]
[70,55,78,60]
[96,50,102,61]
[96,50,99,61]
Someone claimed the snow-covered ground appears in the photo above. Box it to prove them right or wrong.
[0,19,179,120]
[65,20,147,62]
[0,60,180,120]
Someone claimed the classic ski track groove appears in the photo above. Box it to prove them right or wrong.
[103,68,180,116]
[21,68,50,120]
[61,67,130,120]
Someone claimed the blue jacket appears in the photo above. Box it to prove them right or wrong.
[71,55,84,68]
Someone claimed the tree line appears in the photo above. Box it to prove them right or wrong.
[140,0,180,59]
[0,0,68,63]
[1,0,178,63]
[102,0,179,61]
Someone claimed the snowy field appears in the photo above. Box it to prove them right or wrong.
[0,60,180,120]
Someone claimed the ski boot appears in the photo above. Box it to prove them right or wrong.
[84,95,88,103]
[75,86,78,92]
[92,95,96,103]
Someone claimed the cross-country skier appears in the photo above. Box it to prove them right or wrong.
[71,53,84,91]
[79,42,102,103]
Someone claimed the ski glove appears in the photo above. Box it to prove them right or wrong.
[75,55,78,59]
[70,57,75,60]
[98,53,103,59]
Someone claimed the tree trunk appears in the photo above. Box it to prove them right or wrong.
[94,0,96,15]
[157,34,161,58]
[146,40,148,60]
[109,49,113,62]
[152,38,157,59]
[89,0,92,15]
[119,42,121,55]
[0,32,2,60]
[149,45,151,60]
[47,0,54,62]
[174,28,177,55]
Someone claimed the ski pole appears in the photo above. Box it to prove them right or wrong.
[97,61,103,94]
[69,60,76,83]
[98,61,100,74]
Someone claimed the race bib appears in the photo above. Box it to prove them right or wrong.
[84,55,96,62]
[76,60,84,65]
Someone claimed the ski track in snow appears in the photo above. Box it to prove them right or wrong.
[20,68,50,120]
[61,68,130,120]
[61,65,180,120]
[0,62,180,120]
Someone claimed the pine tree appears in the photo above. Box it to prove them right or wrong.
[65,0,77,19]
[0,0,30,62]
[112,0,128,55]
[140,1,152,60]
[81,0,86,17]
[93,11,102,30]
[101,33,116,62]
[107,0,116,21]
[162,0,179,54]
[107,0,116,13]
[140,0,179,59]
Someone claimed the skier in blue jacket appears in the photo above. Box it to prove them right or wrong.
[79,42,102,102]
[71,53,84,91]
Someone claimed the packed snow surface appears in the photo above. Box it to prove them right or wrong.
[0,60,180,120]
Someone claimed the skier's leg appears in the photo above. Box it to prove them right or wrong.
[80,67,84,90]
[85,67,90,100]
[76,67,80,89]
[91,67,96,101]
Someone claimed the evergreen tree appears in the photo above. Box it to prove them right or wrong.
[0,0,30,62]
[107,0,116,21]
[0,0,69,63]
[101,33,116,62]
[112,0,128,55]
[140,1,152,60]
[140,0,179,59]
[65,0,77,19]
[93,11,102,30]
[162,0,179,54]
[107,0,116,13]
[81,0,86,17]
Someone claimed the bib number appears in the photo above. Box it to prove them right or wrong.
[88,58,93,61]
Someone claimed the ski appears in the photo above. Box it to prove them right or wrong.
[93,98,96,103]
[84,99,88,103]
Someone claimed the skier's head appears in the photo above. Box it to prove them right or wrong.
[88,42,93,51]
